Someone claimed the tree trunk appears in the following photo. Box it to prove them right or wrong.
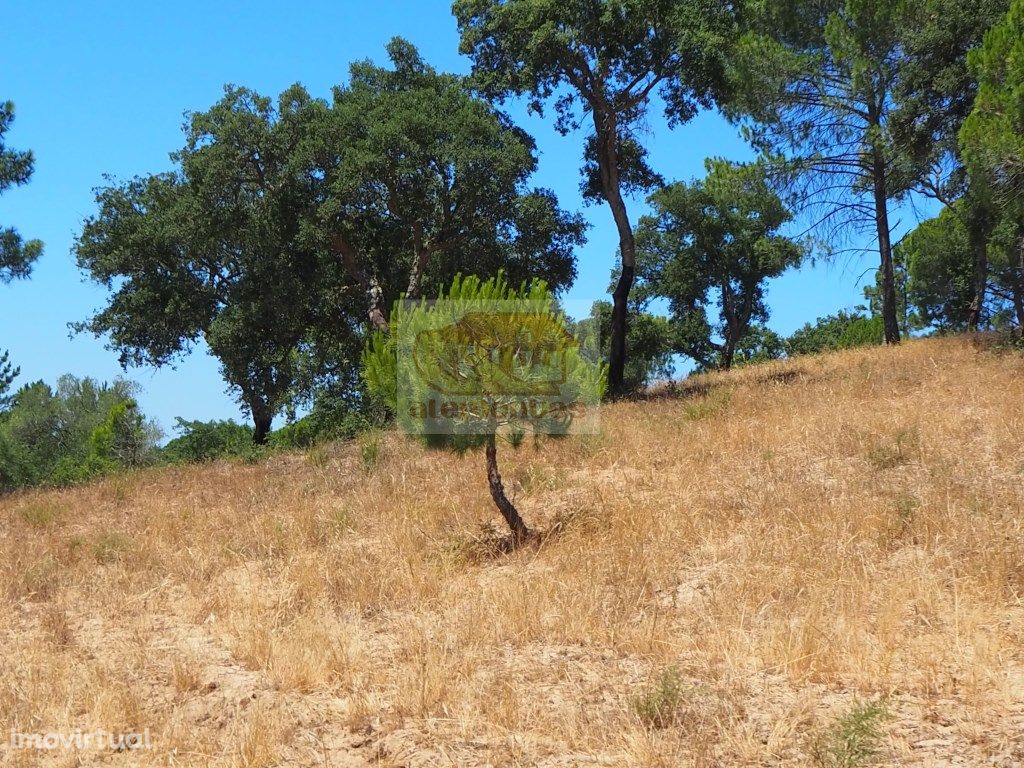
[252,412,272,446]
[485,432,530,543]
[332,233,390,332]
[966,220,990,332]
[406,222,431,301]
[871,148,900,345]
[1014,232,1024,330]
[593,109,635,397]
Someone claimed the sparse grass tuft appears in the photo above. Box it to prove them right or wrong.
[93,530,132,564]
[812,699,889,768]
[17,500,63,528]
[358,430,382,471]
[632,667,687,729]
[865,428,919,470]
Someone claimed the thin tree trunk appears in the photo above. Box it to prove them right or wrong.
[593,109,635,397]
[966,220,990,332]
[1014,232,1024,330]
[871,147,900,344]
[485,432,530,543]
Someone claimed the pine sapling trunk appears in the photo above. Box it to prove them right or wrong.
[485,432,530,544]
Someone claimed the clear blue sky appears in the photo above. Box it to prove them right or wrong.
[1,0,934,436]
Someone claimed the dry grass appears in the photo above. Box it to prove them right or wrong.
[2,336,1024,766]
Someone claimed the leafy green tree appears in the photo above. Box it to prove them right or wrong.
[0,375,158,491]
[76,85,344,444]
[160,418,255,464]
[363,273,605,543]
[454,0,739,394]
[900,208,974,331]
[960,0,1024,328]
[898,203,1020,331]
[728,0,951,345]
[0,100,43,283]
[786,311,882,356]
[0,350,18,410]
[636,160,806,370]
[889,0,1009,332]
[308,38,585,331]
[730,325,788,368]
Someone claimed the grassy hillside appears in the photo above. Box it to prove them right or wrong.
[2,337,1023,767]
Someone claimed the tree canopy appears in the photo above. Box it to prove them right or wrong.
[636,160,806,370]
[0,100,43,284]
[76,40,584,443]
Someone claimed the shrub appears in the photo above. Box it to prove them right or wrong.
[632,667,687,728]
[787,311,883,356]
[811,699,889,768]
[160,418,254,464]
[0,376,159,492]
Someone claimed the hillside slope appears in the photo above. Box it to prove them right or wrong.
[2,337,1023,766]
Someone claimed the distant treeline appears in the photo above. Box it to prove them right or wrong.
[2,0,1023,475]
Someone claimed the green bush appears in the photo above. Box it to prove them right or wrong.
[787,311,883,356]
[0,375,159,492]
[160,418,254,464]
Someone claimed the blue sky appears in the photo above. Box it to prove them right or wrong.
[1,0,933,436]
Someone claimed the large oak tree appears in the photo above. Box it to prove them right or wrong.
[76,85,340,444]
[306,38,585,332]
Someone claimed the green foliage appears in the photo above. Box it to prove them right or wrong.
[75,85,335,444]
[358,431,382,471]
[631,667,687,729]
[731,325,788,367]
[160,418,255,464]
[811,699,890,768]
[455,0,740,394]
[901,208,974,331]
[0,349,18,410]
[960,0,1024,200]
[311,39,585,310]
[727,0,973,343]
[895,203,1022,332]
[0,100,43,283]
[574,301,675,394]
[636,159,806,370]
[454,0,738,135]
[0,376,159,492]
[787,312,883,356]
[76,43,584,441]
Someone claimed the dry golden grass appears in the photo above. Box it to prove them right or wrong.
[2,336,1024,766]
